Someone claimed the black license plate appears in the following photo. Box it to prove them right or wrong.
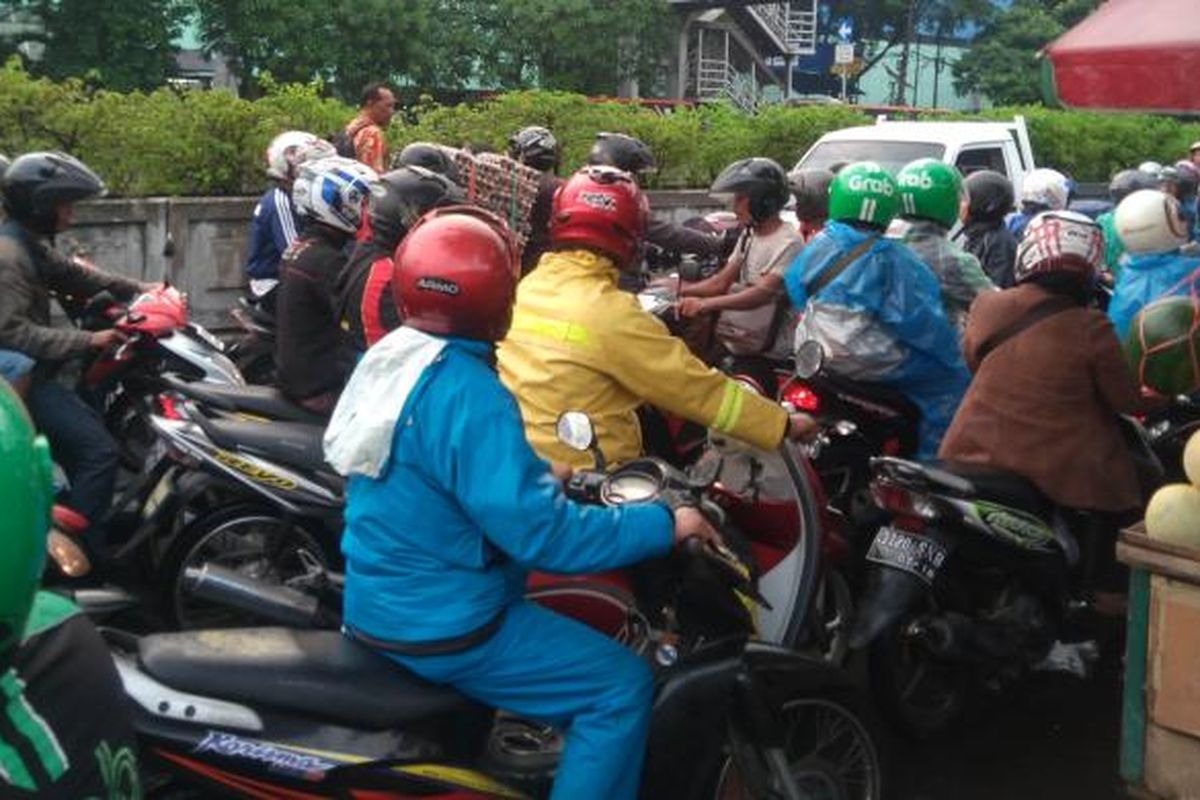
[866,527,947,585]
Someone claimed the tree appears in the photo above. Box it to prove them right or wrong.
[191,0,431,99]
[0,0,189,91]
[953,0,1100,106]
[824,0,991,103]
[407,0,673,96]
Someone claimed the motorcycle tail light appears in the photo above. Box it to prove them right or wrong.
[157,392,183,420]
[871,483,939,521]
[780,382,821,414]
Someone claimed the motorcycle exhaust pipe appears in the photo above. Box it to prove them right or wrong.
[183,564,322,628]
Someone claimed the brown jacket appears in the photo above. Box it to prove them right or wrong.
[938,283,1142,512]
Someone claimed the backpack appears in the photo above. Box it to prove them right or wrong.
[331,119,369,160]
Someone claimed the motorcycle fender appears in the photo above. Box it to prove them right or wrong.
[848,528,956,650]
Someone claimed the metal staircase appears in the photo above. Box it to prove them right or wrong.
[670,1,819,107]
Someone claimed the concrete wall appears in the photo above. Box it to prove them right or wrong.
[62,192,726,330]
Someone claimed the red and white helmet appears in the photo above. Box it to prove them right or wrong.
[265,131,334,181]
[550,165,649,271]
[1014,210,1103,286]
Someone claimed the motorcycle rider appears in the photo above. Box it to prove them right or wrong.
[243,131,335,310]
[275,156,380,412]
[788,167,834,242]
[1108,189,1200,339]
[1096,169,1160,279]
[939,211,1143,600]
[325,206,721,800]
[336,165,464,352]
[675,158,804,383]
[893,158,996,331]
[784,161,970,459]
[508,125,563,274]
[586,132,729,266]
[1172,160,1200,240]
[954,170,1019,288]
[1005,167,1070,240]
[0,381,142,799]
[0,152,152,555]
[498,165,816,469]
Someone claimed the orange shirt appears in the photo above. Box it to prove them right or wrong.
[347,115,386,173]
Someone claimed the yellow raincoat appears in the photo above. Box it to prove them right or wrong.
[497,249,788,468]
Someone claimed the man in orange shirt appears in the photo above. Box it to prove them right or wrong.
[345,83,395,173]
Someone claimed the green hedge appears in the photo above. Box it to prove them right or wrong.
[1,59,1197,196]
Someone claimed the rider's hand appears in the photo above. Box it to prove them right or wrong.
[676,297,708,318]
[672,506,722,549]
[786,412,819,442]
[89,329,127,350]
[549,461,574,484]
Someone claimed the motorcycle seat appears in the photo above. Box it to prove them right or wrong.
[163,374,323,424]
[195,414,330,475]
[934,461,1054,520]
[138,628,483,730]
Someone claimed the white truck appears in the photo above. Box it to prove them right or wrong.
[792,116,1037,200]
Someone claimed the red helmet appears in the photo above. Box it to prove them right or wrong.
[549,166,648,270]
[392,206,520,342]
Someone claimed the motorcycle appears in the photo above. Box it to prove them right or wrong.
[67,283,244,470]
[108,412,883,800]
[848,425,1159,736]
[143,385,341,628]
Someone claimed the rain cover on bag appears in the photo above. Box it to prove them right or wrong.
[783,220,970,458]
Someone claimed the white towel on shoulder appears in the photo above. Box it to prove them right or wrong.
[323,327,447,478]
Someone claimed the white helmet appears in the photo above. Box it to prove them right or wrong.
[292,156,381,233]
[1020,168,1069,211]
[1138,161,1164,179]
[1115,189,1189,254]
[265,131,326,181]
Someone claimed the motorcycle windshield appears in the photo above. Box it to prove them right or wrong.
[694,437,818,648]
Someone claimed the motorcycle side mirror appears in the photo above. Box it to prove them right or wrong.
[794,339,825,380]
[688,455,722,489]
[556,411,605,470]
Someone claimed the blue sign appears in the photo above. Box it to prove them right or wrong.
[837,18,854,43]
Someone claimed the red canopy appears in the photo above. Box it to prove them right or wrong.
[1044,0,1200,113]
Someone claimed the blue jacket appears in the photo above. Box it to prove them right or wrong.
[244,186,301,280]
[340,337,674,644]
[783,221,970,458]
[1108,250,1200,340]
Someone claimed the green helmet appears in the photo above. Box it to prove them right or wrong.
[897,158,964,228]
[828,162,900,228]
[0,382,52,663]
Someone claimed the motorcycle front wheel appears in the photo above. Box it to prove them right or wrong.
[161,502,333,630]
[713,690,884,800]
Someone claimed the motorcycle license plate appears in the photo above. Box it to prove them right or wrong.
[866,527,947,585]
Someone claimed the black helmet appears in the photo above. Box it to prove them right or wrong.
[395,142,461,184]
[1109,168,1159,204]
[787,167,834,222]
[508,126,558,172]
[367,166,466,251]
[587,132,656,175]
[711,158,789,223]
[2,152,105,234]
[963,170,1014,223]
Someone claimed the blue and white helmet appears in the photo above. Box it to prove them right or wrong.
[292,156,381,233]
